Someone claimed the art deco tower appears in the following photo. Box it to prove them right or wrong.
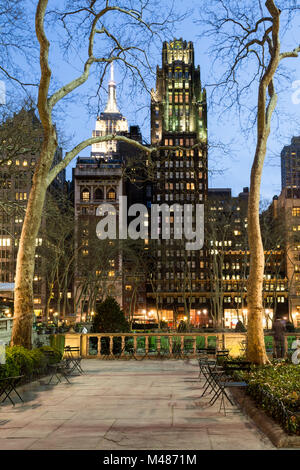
[149,38,208,325]
[91,62,128,160]
[73,63,126,318]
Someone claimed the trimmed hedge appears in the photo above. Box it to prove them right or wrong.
[0,345,62,380]
[232,362,300,435]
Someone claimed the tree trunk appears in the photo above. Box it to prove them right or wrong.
[11,143,56,348]
[247,142,269,364]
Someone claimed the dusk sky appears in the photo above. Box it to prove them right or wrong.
[55,0,300,203]
[3,0,300,202]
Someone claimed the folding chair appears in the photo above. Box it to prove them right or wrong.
[209,361,250,414]
[0,376,24,405]
[200,359,224,397]
[46,362,71,385]
[64,346,84,375]
[216,349,229,360]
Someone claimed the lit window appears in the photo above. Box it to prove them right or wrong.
[107,188,116,200]
[0,238,11,247]
[292,208,300,217]
[81,188,90,201]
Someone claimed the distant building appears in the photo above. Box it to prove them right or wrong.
[281,136,300,191]
[73,64,145,320]
[147,38,208,326]
[91,63,128,160]
[206,187,287,329]
[0,108,65,319]
[273,188,300,327]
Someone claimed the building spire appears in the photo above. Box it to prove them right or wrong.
[104,61,120,114]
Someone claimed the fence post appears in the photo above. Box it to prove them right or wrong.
[121,335,125,357]
[97,335,102,358]
[109,336,114,356]
[181,336,184,354]
[169,335,173,356]
[193,336,197,355]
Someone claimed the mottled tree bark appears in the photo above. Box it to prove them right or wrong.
[246,0,280,364]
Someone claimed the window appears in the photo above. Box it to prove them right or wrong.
[107,188,116,200]
[94,188,103,200]
[292,207,300,217]
[15,192,27,201]
[0,238,10,247]
[81,188,90,201]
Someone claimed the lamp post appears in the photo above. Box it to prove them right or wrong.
[53,312,59,330]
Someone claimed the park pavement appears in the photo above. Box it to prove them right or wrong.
[0,359,275,450]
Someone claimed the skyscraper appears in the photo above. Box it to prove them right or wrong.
[0,108,65,319]
[91,63,128,160]
[73,64,145,319]
[281,136,300,193]
[148,38,208,325]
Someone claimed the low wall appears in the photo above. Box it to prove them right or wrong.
[56,331,246,358]
[55,331,300,359]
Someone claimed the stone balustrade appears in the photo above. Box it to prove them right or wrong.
[58,331,300,359]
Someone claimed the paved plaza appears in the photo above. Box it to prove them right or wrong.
[0,359,275,450]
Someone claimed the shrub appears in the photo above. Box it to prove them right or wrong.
[38,346,62,363]
[177,321,187,332]
[30,349,48,374]
[285,321,295,333]
[239,363,300,435]
[0,346,61,379]
[235,320,246,332]
[92,297,130,333]
[5,346,35,377]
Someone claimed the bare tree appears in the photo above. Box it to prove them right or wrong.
[0,0,180,348]
[198,0,300,363]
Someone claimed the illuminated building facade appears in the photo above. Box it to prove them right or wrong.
[148,38,208,325]
[91,63,128,160]
[207,187,288,329]
[73,64,146,320]
[281,136,300,191]
[273,188,300,327]
[0,109,65,319]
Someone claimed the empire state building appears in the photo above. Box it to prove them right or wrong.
[91,63,128,160]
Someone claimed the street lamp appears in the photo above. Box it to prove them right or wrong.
[53,312,59,327]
